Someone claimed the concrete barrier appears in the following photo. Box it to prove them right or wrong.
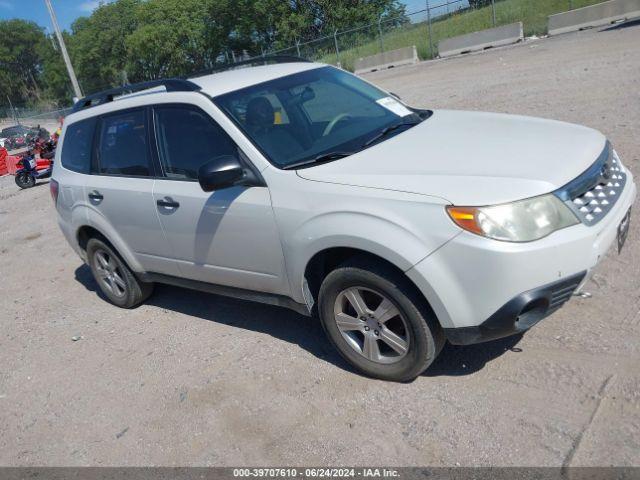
[438,22,524,58]
[548,0,640,35]
[354,46,418,74]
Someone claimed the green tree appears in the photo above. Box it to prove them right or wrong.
[272,0,406,45]
[68,0,141,93]
[126,0,234,80]
[1,0,408,107]
[0,19,47,107]
[38,33,74,106]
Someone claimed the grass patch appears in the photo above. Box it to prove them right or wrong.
[317,0,606,71]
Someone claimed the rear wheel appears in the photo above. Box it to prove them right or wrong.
[87,237,153,308]
[318,258,444,382]
[15,173,35,189]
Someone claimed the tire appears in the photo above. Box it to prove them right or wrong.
[15,173,35,189]
[318,258,444,382]
[86,237,153,308]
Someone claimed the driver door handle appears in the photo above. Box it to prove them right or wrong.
[157,198,180,209]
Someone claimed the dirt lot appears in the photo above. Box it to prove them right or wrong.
[1,24,639,467]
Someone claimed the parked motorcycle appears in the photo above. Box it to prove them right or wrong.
[29,136,57,159]
[14,151,53,189]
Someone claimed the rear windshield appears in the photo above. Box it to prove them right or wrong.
[61,118,96,174]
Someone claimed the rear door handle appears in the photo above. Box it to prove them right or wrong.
[156,198,180,209]
[88,191,103,201]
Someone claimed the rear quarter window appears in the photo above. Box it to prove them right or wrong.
[61,118,96,174]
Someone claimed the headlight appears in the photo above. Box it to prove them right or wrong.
[446,194,579,242]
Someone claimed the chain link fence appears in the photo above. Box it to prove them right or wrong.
[261,0,604,71]
[0,106,70,136]
[4,0,607,123]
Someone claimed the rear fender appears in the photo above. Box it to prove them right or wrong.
[78,205,144,273]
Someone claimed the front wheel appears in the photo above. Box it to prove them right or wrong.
[318,259,444,382]
[15,173,35,189]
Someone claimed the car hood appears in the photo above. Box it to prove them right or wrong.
[296,110,606,205]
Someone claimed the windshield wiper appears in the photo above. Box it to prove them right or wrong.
[363,120,421,148]
[283,151,354,170]
[283,120,421,170]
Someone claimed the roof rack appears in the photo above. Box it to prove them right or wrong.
[71,56,310,113]
[189,55,311,79]
[71,78,201,112]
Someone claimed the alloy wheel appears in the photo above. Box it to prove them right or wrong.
[333,286,410,364]
[94,249,127,298]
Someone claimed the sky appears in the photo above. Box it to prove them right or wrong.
[0,0,437,32]
[0,0,109,31]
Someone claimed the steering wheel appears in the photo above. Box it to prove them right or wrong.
[322,113,352,137]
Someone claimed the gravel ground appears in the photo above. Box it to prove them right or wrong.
[1,24,639,467]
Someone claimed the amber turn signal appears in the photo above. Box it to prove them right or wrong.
[446,206,483,235]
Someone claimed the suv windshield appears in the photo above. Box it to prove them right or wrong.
[214,66,425,169]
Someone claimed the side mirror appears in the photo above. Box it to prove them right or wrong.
[198,155,245,192]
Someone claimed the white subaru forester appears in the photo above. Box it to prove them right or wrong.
[52,58,636,381]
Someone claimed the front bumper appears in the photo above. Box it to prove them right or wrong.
[443,271,586,345]
[407,171,636,342]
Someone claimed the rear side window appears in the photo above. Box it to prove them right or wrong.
[97,109,150,177]
[153,106,238,180]
[61,118,96,174]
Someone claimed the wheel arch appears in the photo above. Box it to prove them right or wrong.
[303,246,442,329]
[75,223,143,273]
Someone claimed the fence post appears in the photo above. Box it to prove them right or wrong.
[378,16,384,53]
[491,0,496,27]
[426,1,434,59]
[6,95,18,125]
[295,38,301,57]
[333,30,341,68]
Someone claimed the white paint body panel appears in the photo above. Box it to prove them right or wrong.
[152,180,288,295]
[297,109,608,205]
[408,174,636,328]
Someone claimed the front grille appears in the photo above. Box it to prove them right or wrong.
[556,142,627,225]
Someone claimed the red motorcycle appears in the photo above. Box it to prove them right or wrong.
[29,136,57,160]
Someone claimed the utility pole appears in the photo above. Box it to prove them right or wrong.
[44,0,83,100]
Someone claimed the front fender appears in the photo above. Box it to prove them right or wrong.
[284,209,458,304]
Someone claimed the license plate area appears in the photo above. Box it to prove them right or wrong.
[617,208,631,254]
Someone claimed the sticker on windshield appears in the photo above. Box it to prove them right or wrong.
[376,97,413,117]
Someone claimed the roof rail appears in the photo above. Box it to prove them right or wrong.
[71,78,201,113]
[189,55,311,79]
